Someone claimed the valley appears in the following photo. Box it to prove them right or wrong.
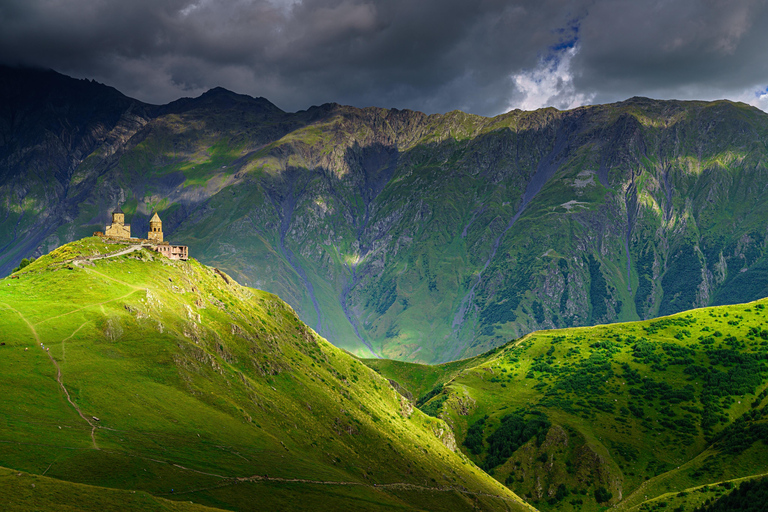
[4,66,768,363]
[2,66,768,511]
[2,237,767,511]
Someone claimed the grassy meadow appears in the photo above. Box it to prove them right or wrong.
[0,238,528,511]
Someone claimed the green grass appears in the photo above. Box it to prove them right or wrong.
[618,474,768,512]
[0,466,223,512]
[0,238,528,511]
[366,300,768,512]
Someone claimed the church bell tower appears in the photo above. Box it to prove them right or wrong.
[148,212,163,242]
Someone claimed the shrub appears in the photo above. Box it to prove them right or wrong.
[483,412,551,470]
[419,394,447,418]
[463,415,488,455]
[416,384,444,407]
[594,486,613,503]
[12,257,34,273]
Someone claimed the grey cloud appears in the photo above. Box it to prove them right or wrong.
[575,0,768,102]
[1,0,767,115]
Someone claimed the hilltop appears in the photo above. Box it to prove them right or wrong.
[3,66,768,363]
[0,238,529,511]
[366,299,768,511]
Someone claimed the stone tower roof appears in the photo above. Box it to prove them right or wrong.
[150,212,161,222]
[112,204,124,215]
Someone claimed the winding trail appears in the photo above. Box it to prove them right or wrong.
[155,469,525,506]
[82,267,144,291]
[45,345,99,450]
[35,289,139,327]
[35,253,145,327]
[1,302,99,449]
[1,258,146,450]
[90,446,528,507]
[75,244,146,263]
[4,248,534,509]
[0,302,39,344]
[60,321,89,362]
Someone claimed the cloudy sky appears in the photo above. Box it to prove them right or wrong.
[2,0,767,116]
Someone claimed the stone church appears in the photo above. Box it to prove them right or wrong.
[148,212,163,242]
[100,205,188,261]
[105,204,131,238]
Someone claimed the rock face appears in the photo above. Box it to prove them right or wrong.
[3,66,768,362]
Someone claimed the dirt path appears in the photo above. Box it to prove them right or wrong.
[35,289,139,327]
[35,262,144,328]
[11,257,162,452]
[75,244,146,263]
[83,267,144,291]
[2,302,99,450]
[43,337,100,450]
[100,446,526,506]
[617,472,768,512]
[0,302,40,344]
[152,466,525,506]
[60,321,89,362]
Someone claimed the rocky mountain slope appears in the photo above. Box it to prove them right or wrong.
[3,65,768,363]
[0,237,526,511]
[366,299,768,511]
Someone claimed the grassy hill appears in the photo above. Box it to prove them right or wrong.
[0,237,530,511]
[0,466,225,512]
[365,300,768,511]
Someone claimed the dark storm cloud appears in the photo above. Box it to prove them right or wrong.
[1,0,767,115]
[574,0,768,101]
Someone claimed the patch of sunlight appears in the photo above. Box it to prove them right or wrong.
[560,200,588,211]
[345,253,362,267]
[638,191,663,217]
[573,170,596,188]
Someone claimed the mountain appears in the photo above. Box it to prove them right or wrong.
[366,299,768,511]
[3,65,768,363]
[0,238,528,511]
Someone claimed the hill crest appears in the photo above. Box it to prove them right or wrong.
[0,237,529,511]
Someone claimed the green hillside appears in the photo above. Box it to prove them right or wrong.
[366,300,768,511]
[693,476,768,512]
[0,466,225,512]
[0,238,529,511]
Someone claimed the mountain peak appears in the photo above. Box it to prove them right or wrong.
[161,86,284,115]
[200,86,239,98]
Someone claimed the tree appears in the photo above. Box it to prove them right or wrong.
[12,257,34,273]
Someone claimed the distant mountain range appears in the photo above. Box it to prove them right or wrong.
[3,65,768,363]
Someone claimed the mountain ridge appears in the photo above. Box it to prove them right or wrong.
[3,65,768,363]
